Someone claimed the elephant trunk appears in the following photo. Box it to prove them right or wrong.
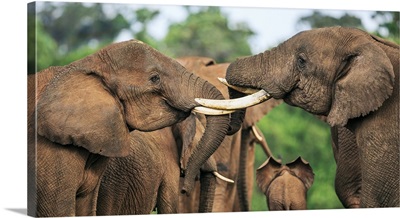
[225,53,266,134]
[181,114,229,194]
[237,127,251,211]
[180,72,230,195]
[226,88,247,135]
[225,47,295,132]
[198,172,216,212]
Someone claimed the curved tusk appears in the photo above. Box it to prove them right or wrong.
[218,77,260,94]
[213,171,234,184]
[251,125,263,142]
[193,106,236,115]
[195,89,271,110]
[252,125,274,158]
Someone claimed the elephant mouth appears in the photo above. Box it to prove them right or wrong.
[194,77,272,113]
[218,77,262,95]
[127,124,135,132]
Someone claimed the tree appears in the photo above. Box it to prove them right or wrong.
[133,8,161,48]
[38,2,131,54]
[163,6,254,63]
[30,2,162,73]
[371,11,399,43]
[297,11,364,30]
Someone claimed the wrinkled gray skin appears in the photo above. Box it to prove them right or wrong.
[97,127,181,215]
[27,40,229,217]
[331,126,361,208]
[96,114,216,214]
[226,27,399,208]
[176,56,281,212]
[256,157,314,210]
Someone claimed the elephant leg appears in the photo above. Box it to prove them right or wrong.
[75,154,109,216]
[35,137,87,217]
[331,126,361,208]
[157,172,180,213]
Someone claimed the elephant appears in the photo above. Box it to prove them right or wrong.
[27,40,231,216]
[256,156,314,210]
[330,126,361,208]
[199,27,399,207]
[96,113,221,214]
[176,56,281,212]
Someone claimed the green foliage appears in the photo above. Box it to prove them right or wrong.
[38,2,131,53]
[162,6,254,62]
[34,22,59,72]
[297,11,364,30]
[251,103,344,210]
[132,8,161,48]
[28,3,40,74]
[30,2,158,73]
[371,11,400,44]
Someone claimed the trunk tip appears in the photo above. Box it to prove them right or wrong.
[180,188,190,196]
[227,123,241,135]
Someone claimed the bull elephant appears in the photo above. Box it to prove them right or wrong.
[198,27,399,207]
[27,40,231,217]
[176,56,281,212]
[256,156,314,210]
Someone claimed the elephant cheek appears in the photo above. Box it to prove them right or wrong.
[283,89,307,108]
[284,89,331,115]
[124,103,189,131]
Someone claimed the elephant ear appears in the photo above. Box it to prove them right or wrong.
[327,36,395,126]
[256,156,282,193]
[286,157,314,189]
[172,113,198,171]
[36,70,130,157]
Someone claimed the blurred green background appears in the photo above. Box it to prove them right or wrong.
[28,2,399,211]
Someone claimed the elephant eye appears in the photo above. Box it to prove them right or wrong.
[297,54,307,69]
[149,74,160,84]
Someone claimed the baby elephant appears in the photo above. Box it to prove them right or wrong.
[256,156,314,210]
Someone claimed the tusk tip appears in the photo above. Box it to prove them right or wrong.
[217,77,228,84]
[213,171,234,184]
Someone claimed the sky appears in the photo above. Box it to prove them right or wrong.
[124,5,381,54]
[0,1,399,218]
[33,1,396,54]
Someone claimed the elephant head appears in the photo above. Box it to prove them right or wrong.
[215,27,396,131]
[256,156,314,210]
[35,40,229,194]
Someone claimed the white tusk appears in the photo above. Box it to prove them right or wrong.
[213,171,234,184]
[195,89,271,110]
[193,106,236,115]
[251,125,263,142]
[218,77,260,94]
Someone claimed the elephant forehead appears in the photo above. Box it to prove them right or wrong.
[277,167,297,178]
[270,170,303,188]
